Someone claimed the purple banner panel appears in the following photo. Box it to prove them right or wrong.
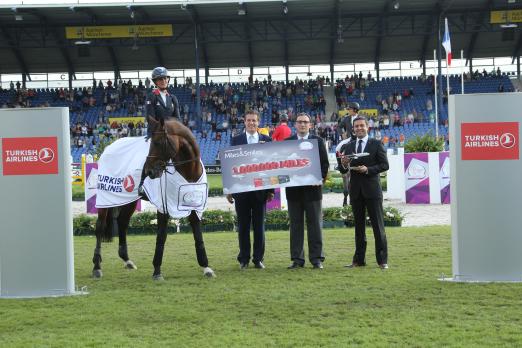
[439,151,450,204]
[266,188,281,211]
[85,163,141,214]
[404,152,430,204]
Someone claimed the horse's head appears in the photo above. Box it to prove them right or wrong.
[143,117,179,179]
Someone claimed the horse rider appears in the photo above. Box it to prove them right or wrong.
[138,66,181,197]
[337,102,359,206]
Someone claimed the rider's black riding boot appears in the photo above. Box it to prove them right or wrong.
[137,168,149,201]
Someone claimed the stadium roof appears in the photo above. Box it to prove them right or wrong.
[0,0,521,77]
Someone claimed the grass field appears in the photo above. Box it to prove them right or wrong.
[1,227,521,347]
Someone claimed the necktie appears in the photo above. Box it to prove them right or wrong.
[248,135,255,144]
[357,139,363,154]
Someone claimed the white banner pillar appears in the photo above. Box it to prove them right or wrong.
[0,108,82,298]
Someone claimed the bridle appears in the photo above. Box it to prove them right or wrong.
[146,128,198,171]
[144,125,199,215]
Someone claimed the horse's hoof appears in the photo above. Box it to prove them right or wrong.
[203,267,216,278]
[92,269,103,279]
[124,260,137,270]
[152,274,164,281]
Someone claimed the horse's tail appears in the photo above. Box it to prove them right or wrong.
[99,208,115,243]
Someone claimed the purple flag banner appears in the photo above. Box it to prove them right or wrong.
[404,152,430,204]
[266,188,282,211]
[439,151,450,204]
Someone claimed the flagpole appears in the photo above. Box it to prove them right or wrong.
[461,49,464,94]
[434,49,439,138]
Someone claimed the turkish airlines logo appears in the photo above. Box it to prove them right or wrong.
[500,133,516,149]
[39,147,55,163]
[2,137,59,175]
[123,175,135,192]
[461,122,519,160]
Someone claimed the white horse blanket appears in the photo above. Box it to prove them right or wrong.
[95,136,208,219]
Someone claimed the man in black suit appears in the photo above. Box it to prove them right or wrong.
[339,116,389,269]
[285,113,330,269]
[227,110,274,270]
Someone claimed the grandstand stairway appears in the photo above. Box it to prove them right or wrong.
[323,85,337,121]
[510,78,522,92]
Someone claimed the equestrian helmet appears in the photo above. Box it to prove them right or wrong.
[151,67,170,81]
[347,102,360,111]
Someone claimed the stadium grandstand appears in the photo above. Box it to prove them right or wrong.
[0,0,521,164]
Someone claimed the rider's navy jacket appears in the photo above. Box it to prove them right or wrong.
[146,88,180,137]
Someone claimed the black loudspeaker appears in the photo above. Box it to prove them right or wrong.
[78,46,90,57]
[502,28,515,41]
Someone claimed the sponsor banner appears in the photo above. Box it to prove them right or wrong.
[65,25,173,39]
[490,10,522,24]
[205,165,222,175]
[85,163,141,214]
[439,152,450,204]
[71,162,83,185]
[359,108,379,117]
[2,136,58,175]
[404,152,430,204]
[461,122,519,160]
[220,139,322,194]
[108,117,145,125]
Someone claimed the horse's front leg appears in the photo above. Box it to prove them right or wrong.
[117,201,138,270]
[188,211,215,278]
[152,211,169,281]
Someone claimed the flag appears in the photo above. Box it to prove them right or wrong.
[442,17,452,66]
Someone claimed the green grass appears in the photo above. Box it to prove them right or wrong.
[206,174,223,190]
[2,227,522,347]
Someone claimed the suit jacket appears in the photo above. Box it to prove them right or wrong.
[339,137,388,200]
[146,91,180,137]
[230,132,274,202]
[285,134,330,202]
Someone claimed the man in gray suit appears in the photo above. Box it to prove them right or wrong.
[285,113,330,269]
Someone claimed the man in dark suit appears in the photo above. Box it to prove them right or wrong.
[339,116,389,269]
[227,110,274,270]
[285,112,330,269]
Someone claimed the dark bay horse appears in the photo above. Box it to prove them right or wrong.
[92,118,215,280]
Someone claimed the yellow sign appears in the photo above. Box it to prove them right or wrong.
[66,25,173,39]
[490,10,522,24]
[71,162,83,186]
[338,110,349,118]
[109,117,145,125]
[359,109,379,117]
[258,127,269,136]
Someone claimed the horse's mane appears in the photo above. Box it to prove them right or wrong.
[163,119,201,158]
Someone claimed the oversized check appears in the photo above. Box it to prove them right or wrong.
[220,139,323,194]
